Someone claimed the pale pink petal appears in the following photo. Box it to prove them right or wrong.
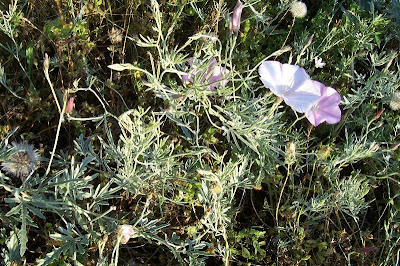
[305,81,341,126]
[181,59,195,85]
[208,66,229,90]
[187,59,194,66]
[204,58,218,81]
[305,109,318,126]
[208,58,218,68]
[318,86,341,107]
[220,67,230,87]
[182,57,229,90]
[182,74,193,84]
[285,93,320,113]
[208,77,221,91]
[119,225,134,244]
[306,108,340,126]
[319,107,341,124]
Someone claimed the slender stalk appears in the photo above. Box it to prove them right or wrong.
[276,168,291,226]
[45,91,67,175]
[43,54,62,113]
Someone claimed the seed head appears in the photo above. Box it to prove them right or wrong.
[285,141,296,165]
[108,27,123,44]
[389,91,400,111]
[1,142,39,179]
[290,1,307,18]
[317,146,332,160]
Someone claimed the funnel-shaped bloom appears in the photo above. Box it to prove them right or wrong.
[182,58,229,91]
[229,0,244,33]
[258,61,320,112]
[305,81,341,126]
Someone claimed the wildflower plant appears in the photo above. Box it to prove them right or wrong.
[1,0,400,265]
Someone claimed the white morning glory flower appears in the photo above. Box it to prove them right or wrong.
[258,61,320,113]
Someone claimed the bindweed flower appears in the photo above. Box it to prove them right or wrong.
[229,0,244,33]
[305,81,341,126]
[290,1,307,18]
[65,97,75,114]
[314,56,326,68]
[118,224,135,244]
[181,59,198,85]
[182,58,229,91]
[258,61,320,112]
[1,141,39,179]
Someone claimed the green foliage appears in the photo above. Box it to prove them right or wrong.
[38,224,89,266]
[230,228,267,261]
[0,0,400,265]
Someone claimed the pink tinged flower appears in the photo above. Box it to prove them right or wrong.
[65,97,75,114]
[258,61,320,113]
[182,59,195,84]
[305,81,341,126]
[181,58,200,85]
[208,65,230,91]
[229,0,244,33]
[182,74,193,84]
[119,224,134,244]
[181,58,229,91]
[205,58,229,90]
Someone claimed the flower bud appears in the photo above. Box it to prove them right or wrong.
[373,108,385,120]
[43,53,50,71]
[228,0,244,33]
[285,141,296,165]
[306,34,314,47]
[65,97,75,114]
